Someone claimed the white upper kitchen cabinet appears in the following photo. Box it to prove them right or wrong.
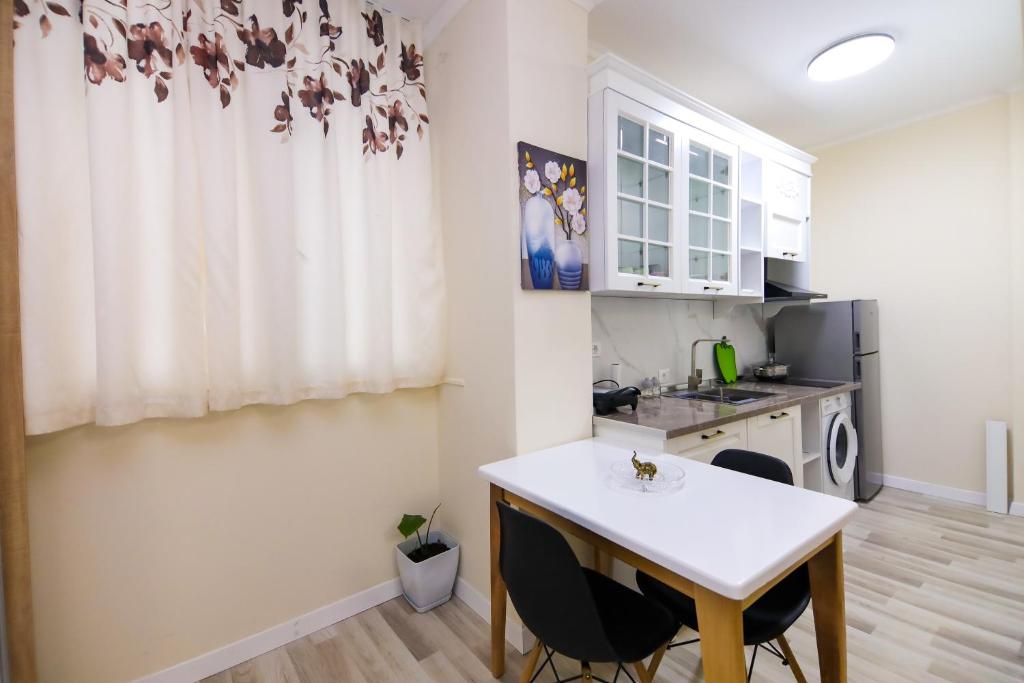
[684,128,739,296]
[596,91,688,293]
[588,55,815,300]
[765,161,810,262]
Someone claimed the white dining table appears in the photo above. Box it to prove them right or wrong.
[479,438,858,683]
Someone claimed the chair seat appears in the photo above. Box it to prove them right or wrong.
[635,567,810,645]
[584,568,679,662]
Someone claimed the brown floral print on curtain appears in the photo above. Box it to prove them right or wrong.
[83,33,127,85]
[362,9,384,46]
[14,0,430,159]
[239,16,287,69]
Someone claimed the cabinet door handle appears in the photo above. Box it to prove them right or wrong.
[769,412,790,420]
[703,285,724,292]
[636,281,661,288]
[701,429,727,440]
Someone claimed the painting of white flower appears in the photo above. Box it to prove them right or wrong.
[544,160,561,185]
[571,213,586,235]
[561,188,583,215]
[518,141,588,291]
[523,169,540,194]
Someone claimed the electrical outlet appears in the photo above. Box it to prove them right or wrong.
[659,368,671,385]
[592,342,602,358]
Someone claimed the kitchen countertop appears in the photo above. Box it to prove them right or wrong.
[593,379,861,440]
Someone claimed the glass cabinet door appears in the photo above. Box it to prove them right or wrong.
[685,128,738,295]
[606,93,684,292]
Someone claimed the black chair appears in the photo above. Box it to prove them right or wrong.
[635,449,811,682]
[497,502,679,683]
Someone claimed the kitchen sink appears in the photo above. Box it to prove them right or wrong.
[666,387,777,405]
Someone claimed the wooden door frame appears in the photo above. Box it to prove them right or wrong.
[1,4,40,682]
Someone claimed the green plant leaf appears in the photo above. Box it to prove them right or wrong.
[397,513,427,539]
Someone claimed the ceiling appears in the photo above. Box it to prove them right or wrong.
[369,0,460,44]
[589,0,1024,149]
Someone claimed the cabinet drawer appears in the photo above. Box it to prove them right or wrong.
[750,406,799,428]
[667,420,747,464]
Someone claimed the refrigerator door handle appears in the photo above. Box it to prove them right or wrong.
[854,357,861,380]
[854,331,860,354]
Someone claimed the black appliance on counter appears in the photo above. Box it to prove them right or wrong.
[593,385,640,415]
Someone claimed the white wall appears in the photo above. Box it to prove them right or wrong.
[811,97,1013,496]
[27,391,439,683]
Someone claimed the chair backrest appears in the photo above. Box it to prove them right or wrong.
[712,448,794,485]
[496,502,618,661]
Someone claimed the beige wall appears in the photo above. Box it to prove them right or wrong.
[429,0,518,608]
[28,2,591,679]
[1011,89,1023,502]
[27,391,439,683]
[430,0,591,615]
[811,97,1013,496]
[508,0,593,458]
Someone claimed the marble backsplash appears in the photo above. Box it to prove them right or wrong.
[591,297,769,388]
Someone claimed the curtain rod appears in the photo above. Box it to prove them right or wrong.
[366,0,411,23]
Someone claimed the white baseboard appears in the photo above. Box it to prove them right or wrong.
[453,576,534,654]
[134,578,402,683]
[1010,501,1024,517]
[879,474,987,507]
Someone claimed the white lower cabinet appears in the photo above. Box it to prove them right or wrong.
[594,405,803,485]
[746,407,803,488]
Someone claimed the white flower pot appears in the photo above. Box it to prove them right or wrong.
[555,239,583,290]
[395,530,460,613]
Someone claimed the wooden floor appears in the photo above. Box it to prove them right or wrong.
[204,488,1024,682]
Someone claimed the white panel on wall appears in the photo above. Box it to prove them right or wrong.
[591,297,767,387]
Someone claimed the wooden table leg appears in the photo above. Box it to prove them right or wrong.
[593,547,612,576]
[808,532,847,683]
[490,484,507,677]
[694,584,747,682]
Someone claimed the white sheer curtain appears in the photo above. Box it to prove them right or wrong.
[14,0,444,434]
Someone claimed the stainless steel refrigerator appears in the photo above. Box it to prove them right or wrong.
[773,300,883,501]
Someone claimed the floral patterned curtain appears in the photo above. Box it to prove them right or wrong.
[14,0,444,434]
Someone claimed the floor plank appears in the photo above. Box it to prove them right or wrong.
[203,488,1024,682]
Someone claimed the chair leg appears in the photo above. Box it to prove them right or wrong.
[776,634,807,683]
[647,643,668,679]
[582,660,594,681]
[631,659,654,683]
[519,640,544,683]
[747,643,759,682]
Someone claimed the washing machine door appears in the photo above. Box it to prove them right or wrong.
[826,412,858,485]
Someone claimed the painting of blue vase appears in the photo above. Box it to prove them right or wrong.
[518,142,588,291]
[523,196,555,289]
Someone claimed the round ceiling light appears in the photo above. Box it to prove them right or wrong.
[807,33,895,82]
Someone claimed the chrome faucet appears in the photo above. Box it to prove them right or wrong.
[688,336,729,390]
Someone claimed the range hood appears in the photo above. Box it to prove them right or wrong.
[764,279,827,302]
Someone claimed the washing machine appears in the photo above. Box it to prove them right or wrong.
[819,393,858,499]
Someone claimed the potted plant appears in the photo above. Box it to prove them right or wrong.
[395,503,460,613]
